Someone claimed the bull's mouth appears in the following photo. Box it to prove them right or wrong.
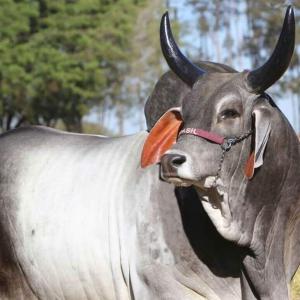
[161,170,226,211]
[160,175,193,187]
[161,171,224,193]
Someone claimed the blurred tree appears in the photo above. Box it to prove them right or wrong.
[101,0,180,134]
[186,0,300,131]
[244,1,300,131]
[121,0,164,132]
[185,0,243,64]
[244,2,298,70]
[291,268,300,300]
[0,0,146,132]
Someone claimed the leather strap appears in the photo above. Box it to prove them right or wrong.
[179,128,224,144]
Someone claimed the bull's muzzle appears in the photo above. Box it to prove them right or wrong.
[160,153,186,178]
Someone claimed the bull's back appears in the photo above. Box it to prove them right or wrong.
[0,126,147,300]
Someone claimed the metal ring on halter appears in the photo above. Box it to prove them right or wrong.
[221,138,237,151]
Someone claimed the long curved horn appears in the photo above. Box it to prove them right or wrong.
[246,6,295,93]
[160,12,206,87]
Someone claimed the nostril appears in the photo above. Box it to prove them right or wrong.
[171,154,186,167]
[160,153,187,176]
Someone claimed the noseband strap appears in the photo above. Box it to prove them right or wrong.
[179,128,224,144]
[179,127,252,150]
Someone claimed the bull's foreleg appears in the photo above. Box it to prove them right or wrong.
[241,244,290,300]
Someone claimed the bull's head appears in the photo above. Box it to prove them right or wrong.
[141,6,296,246]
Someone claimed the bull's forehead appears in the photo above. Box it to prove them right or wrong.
[182,72,253,127]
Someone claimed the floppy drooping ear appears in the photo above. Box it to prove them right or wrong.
[245,101,272,179]
[141,107,182,168]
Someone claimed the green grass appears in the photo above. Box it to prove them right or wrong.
[292,268,300,300]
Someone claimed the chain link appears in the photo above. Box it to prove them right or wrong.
[213,147,227,187]
[212,129,253,187]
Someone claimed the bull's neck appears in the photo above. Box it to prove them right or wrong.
[240,123,300,300]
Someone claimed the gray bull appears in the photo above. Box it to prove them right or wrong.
[0,6,299,300]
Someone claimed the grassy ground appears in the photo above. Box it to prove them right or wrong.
[292,268,300,300]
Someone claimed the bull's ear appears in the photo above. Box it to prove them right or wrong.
[245,103,271,179]
[253,105,271,169]
[141,107,182,168]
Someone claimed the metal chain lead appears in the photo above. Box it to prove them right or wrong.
[213,147,227,187]
[212,129,253,187]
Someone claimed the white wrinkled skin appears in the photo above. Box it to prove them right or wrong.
[1,129,241,300]
[5,132,149,299]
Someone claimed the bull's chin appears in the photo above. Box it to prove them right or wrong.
[161,171,221,189]
[161,171,221,190]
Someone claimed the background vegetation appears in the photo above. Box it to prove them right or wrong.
[0,0,299,134]
[0,0,299,296]
[0,0,154,133]
[292,270,300,300]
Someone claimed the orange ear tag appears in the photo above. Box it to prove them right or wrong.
[244,151,255,179]
[141,108,183,168]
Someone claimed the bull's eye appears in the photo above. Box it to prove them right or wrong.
[218,109,240,121]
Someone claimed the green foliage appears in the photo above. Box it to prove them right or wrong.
[244,1,300,130]
[292,268,300,300]
[0,0,146,132]
[244,2,299,68]
[118,0,164,132]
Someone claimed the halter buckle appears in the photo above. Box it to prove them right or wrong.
[221,138,236,151]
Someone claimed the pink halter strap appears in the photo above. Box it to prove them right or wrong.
[178,128,225,144]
